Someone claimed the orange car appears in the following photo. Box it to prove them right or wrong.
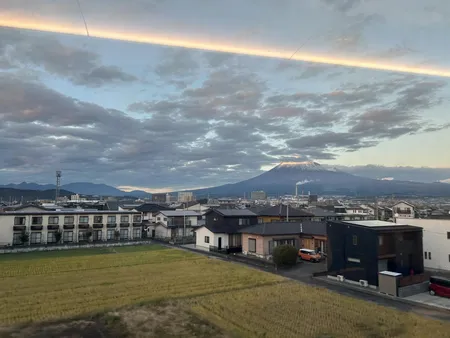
[298,249,322,262]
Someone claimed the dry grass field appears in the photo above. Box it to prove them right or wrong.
[0,245,449,338]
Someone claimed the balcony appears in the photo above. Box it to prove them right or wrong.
[120,223,130,228]
[107,223,117,228]
[30,225,43,231]
[13,225,26,231]
[78,224,89,229]
[63,224,75,229]
[93,224,104,229]
[47,225,59,230]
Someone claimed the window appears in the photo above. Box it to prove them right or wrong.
[120,229,129,240]
[204,236,210,244]
[94,216,103,223]
[133,228,141,239]
[79,216,89,224]
[239,218,250,226]
[378,236,383,246]
[133,215,141,223]
[424,251,428,259]
[32,217,42,225]
[447,232,450,239]
[429,252,432,260]
[448,254,450,263]
[120,215,129,223]
[30,232,42,244]
[93,230,102,241]
[48,216,59,225]
[14,217,26,225]
[47,232,56,243]
[157,217,161,221]
[63,231,73,243]
[64,216,74,224]
[13,233,22,245]
[107,216,116,224]
[352,235,358,246]
[248,238,256,253]
[107,229,115,240]
[78,231,88,241]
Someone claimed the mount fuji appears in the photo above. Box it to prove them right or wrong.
[191,161,450,197]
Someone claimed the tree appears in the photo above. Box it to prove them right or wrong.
[272,245,298,268]
[114,230,120,241]
[86,227,93,241]
[54,230,62,244]
[19,231,29,245]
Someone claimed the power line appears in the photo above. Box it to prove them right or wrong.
[75,0,90,37]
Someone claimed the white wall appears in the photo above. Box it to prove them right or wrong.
[0,212,140,246]
[213,232,229,249]
[195,227,214,249]
[398,218,450,272]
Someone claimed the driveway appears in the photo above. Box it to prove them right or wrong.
[278,260,327,281]
[405,293,450,310]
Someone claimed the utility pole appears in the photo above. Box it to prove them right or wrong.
[183,202,186,245]
[286,203,289,222]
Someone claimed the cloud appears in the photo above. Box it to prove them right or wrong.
[0,27,137,87]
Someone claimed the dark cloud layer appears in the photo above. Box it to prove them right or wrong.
[0,25,449,190]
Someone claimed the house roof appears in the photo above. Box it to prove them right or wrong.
[304,207,336,217]
[135,203,174,213]
[11,204,50,211]
[239,221,327,236]
[341,220,422,231]
[392,201,416,208]
[207,209,257,217]
[156,210,200,217]
[257,205,313,217]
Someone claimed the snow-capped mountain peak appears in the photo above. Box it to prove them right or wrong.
[274,161,337,172]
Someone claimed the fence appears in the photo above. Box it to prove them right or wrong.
[399,272,431,287]
[0,240,155,254]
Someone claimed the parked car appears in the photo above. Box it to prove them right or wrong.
[429,276,450,298]
[298,248,321,262]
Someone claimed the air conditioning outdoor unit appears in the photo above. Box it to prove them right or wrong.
[337,275,344,282]
[359,280,369,287]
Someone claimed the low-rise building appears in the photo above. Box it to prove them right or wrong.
[150,210,200,238]
[195,209,258,252]
[327,220,424,287]
[239,221,327,259]
[392,201,416,219]
[0,208,142,246]
[397,217,450,272]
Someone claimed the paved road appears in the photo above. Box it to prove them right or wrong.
[176,245,450,322]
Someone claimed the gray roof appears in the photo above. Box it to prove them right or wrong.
[213,209,257,217]
[239,221,327,236]
[157,210,200,217]
[305,207,336,217]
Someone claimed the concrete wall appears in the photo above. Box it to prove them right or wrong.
[398,218,450,272]
[398,281,429,298]
[0,240,154,254]
[195,227,213,249]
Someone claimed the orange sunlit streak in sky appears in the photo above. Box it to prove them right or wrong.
[1,17,450,78]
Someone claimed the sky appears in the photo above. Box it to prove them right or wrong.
[0,0,450,193]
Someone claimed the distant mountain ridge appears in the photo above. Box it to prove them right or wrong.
[0,188,74,202]
[0,182,150,198]
[190,161,450,197]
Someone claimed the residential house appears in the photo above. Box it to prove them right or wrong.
[327,220,424,287]
[392,201,416,219]
[257,205,313,223]
[239,221,327,259]
[195,209,258,252]
[397,217,450,272]
[135,203,174,223]
[150,210,200,239]
[306,207,340,222]
[1,209,142,246]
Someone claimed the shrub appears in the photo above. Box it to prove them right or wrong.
[272,245,298,267]
[54,230,62,243]
[19,231,29,245]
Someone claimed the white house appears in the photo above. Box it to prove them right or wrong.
[150,210,200,239]
[397,217,450,272]
[194,225,230,251]
[392,201,415,219]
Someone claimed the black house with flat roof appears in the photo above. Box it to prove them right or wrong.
[327,220,424,286]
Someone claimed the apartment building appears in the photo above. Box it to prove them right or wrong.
[397,217,450,272]
[0,207,142,246]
